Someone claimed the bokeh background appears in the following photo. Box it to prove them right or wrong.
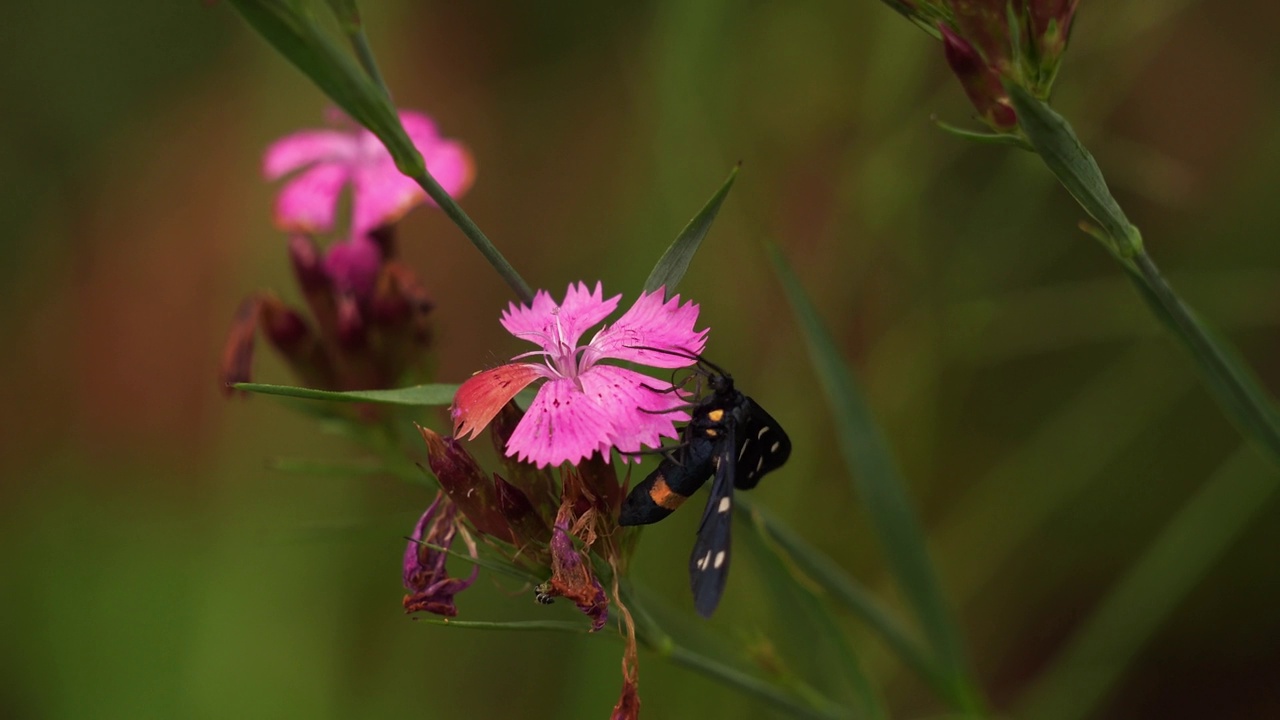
[4,1,1280,718]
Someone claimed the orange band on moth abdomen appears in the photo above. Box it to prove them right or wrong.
[649,476,689,510]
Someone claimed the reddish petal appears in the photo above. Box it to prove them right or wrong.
[451,364,543,440]
[263,129,355,179]
[579,365,690,455]
[274,163,350,233]
[505,378,615,468]
[588,288,707,368]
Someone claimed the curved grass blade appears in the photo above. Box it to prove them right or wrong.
[739,496,948,700]
[740,504,885,719]
[643,164,739,297]
[1017,446,1276,720]
[234,382,458,406]
[766,240,985,715]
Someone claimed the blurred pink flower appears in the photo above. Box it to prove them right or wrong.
[452,282,707,468]
[264,110,474,237]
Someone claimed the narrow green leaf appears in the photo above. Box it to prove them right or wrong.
[1005,84,1140,255]
[225,0,533,302]
[643,165,739,296]
[235,382,458,406]
[739,504,884,718]
[416,618,595,634]
[1124,254,1280,466]
[739,496,951,701]
[766,241,985,714]
[225,0,418,172]
[931,116,1033,150]
[1017,447,1276,720]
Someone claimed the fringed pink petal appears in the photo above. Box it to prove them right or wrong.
[273,163,350,233]
[499,289,561,345]
[505,377,615,468]
[451,364,543,441]
[555,282,622,350]
[262,129,354,179]
[587,287,707,368]
[579,365,690,456]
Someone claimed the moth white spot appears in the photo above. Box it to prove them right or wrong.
[770,441,781,453]
[713,551,726,569]
[738,440,751,461]
[757,426,769,439]
[717,496,731,513]
[700,550,713,570]
[756,457,764,473]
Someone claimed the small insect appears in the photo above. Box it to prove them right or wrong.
[534,581,555,605]
[619,354,791,617]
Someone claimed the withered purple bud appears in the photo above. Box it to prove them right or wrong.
[418,425,516,544]
[259,294,337,391]
[403,491,478,617]
[941,23,1017,130]
[545,504,609,631]
[288,234,340,340]
[219,296,260,395]
[334,292,367,350]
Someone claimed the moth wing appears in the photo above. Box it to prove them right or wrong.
[688,423,737,618]
[732,397,791,490]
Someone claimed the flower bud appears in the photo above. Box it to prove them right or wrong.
[941,24,1017,130]
[418,425,516,544]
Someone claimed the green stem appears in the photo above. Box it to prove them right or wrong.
[346,26,389,97]
[408,170,534,303]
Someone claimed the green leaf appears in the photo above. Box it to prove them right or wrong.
[738,496,949,700]
[234,382,458,406]
[415,618,597,634]
[931,116,1033,150]
[1123,255,1280,465]
[1005,83,1141,256]
[1017,446,1276,720]
[643,164,739,297]
[766,241,985,715]
[224,0,422,176]
[739,503,885,718]
[225,0,533,302]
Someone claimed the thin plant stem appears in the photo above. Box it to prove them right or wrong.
[408,170,534,303]
[346,27,389,98]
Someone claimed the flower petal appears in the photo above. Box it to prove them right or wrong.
[451,364,543,440]
[500,282,621,353]
[274,163,350,233]
[587,288,707,368]
[579,365,690,455]
[349,159,426,237]
[505,377,615,468]
[263,129,355,179]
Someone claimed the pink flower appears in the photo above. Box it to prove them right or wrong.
[452,282,707,468]
[264,110,474,238]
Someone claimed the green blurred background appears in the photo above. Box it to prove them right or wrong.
[4,1,1280,718]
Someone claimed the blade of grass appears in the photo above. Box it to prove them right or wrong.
[643,164,739,296]
[1017,446,1277,720]
[766,240,984,715]
[739,496,947,700]
[740,505,886,718]
[234,382,457,406]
